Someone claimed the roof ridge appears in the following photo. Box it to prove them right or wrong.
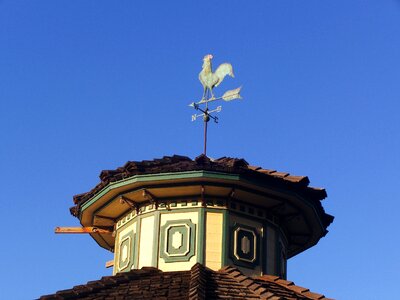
[188,263,208,300]
[39,264,333,299]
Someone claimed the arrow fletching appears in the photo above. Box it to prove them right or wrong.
[222,87,242,101]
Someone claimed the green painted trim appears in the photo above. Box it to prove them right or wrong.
[118,230,135,272]
[276,238,281,277]
[81,171,240,211]
[118,235,130,270]
[131,232,137,270]
[275,236,287,279]
[82,169,327,261]
[230,223,260,269]
[160,207,202,214]
[229,209,277,232]
[221,209,229,267]
[261,224,267,275]
[116,215,136,231]
[113,231,120,275]
[197,208,205,264]
[152,211,161,267]
[159,219,196,262]
[133,217,140,269]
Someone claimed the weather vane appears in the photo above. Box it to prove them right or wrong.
[189,54,242,156]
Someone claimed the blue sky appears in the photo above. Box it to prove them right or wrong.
[1,1,400,299]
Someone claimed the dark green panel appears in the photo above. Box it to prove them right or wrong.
[230,223,260,269]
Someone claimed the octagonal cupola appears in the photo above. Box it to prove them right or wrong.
[67,154,333,278]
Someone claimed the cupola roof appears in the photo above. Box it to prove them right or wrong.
[69,154,333,258]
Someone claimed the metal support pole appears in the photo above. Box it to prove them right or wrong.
[204,120,208,156]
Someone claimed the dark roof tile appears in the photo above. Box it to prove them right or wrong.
[254,274,333,300]
[40,264,333,300]
[71,155,329,213]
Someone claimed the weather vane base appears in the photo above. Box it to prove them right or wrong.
[188,54,242,156]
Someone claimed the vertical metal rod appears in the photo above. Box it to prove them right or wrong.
[203,90,210,156]
[204,119,208,156]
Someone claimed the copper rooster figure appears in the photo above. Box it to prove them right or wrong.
[199,54,234,100]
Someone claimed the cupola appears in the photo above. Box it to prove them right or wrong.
[67,154,333,278]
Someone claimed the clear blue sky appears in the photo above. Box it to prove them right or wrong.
[1,1,399,299]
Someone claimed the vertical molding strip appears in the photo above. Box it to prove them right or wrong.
[152,211,161,267]
[221,209,229,267]
[133,216,140,269]
[197,208,205,264]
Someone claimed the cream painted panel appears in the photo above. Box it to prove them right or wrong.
[113,221,136,275]
[205,212,223,270]
[158,211,198,271]
[159,254,198,271]
[138,216,155,268]
[159,211,198,226]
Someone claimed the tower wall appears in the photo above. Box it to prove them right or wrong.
[113,198,287,278]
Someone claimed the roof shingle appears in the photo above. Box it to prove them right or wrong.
[70,155,332,229]
[39,264,333,300]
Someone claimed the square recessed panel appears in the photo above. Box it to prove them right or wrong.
[167,225,190,256]
[160,219,196,262]
[118,231,135,271]
[230,224,260,268]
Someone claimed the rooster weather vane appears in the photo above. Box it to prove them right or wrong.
[189,54,242,156]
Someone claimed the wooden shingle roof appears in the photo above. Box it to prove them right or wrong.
[70,155,332,229]
[39,263,333,300]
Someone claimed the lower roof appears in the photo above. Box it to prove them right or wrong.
[39,263,333,300]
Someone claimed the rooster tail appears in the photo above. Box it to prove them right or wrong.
[214,63,234,87]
